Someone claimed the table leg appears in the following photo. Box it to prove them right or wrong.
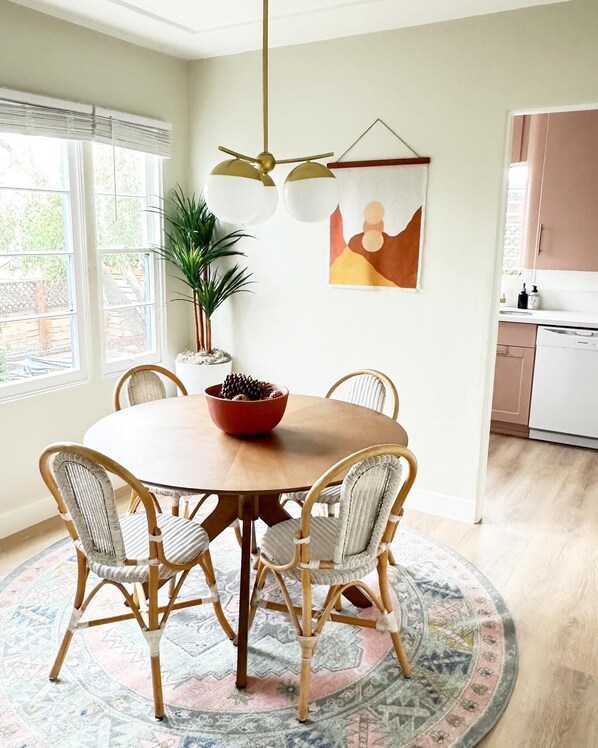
[236,494,255,689]
[258,494,292,526]
[200,495,238,541]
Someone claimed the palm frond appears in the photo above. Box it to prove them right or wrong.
[195,265,254,318]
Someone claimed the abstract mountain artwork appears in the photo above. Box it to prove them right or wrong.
[329,158,429,290]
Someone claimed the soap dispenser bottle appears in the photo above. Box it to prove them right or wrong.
[528,285,540,310]
[517,283,528,309]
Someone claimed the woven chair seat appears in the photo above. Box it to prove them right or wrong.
[88,513,209,584]
[261,517,378,586]
[281,484,341,508]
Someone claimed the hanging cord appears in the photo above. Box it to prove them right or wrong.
[112,117,118,221]
[335,118,421,162]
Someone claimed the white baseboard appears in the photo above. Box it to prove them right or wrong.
[1,477,128,541]
[0,495,56,540]
[405,488,477,524]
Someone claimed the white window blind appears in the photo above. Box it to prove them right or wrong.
[0,88,171,158]
[93,107,172,158]
[0,88,92,141]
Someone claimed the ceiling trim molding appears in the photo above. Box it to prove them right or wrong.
[105,0,196,34]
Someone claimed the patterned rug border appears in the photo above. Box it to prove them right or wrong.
[0,524,518,748]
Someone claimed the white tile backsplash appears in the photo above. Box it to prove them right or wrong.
[501,270,598,312]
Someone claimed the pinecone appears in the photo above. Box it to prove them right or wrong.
[220,373,271,401]
[220,373,244,399]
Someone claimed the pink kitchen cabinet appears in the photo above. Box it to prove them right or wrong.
[522,110,598,271]
[491,323,537,437]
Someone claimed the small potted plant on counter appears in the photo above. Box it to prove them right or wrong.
[152,187,253,393]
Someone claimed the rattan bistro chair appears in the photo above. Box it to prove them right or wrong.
[113,364,211,520]
[280,370,399,516]
[40,443,235,721]
[250,444,416,722]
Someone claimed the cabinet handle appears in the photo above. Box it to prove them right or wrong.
[537,223,544,255]
[497,345,509,356]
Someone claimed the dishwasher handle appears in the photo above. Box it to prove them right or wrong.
[537,326,598,350]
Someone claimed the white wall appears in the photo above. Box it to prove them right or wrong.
[188,0,598,523]
[0,0,190,538]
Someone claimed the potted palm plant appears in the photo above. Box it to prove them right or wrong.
[151,187,252,394]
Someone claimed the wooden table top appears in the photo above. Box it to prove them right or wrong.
[84,394,408,496]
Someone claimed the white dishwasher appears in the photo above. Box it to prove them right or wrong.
[529,326,598,448]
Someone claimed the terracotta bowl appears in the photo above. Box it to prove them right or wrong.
[204,384,289,435]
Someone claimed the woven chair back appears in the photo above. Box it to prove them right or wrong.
[51,451,126,566]
[346,374,386,412]
[125,369,167,407]
[326,370,399,419]
[333,455,402,566]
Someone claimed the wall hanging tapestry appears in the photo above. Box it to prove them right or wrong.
[329,120,430,290]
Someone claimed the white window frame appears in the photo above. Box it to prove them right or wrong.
[0,136,165,402]
[87,145,164,376]
[0,139,90,401]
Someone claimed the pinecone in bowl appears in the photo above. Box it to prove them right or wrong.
[220,373,272,401]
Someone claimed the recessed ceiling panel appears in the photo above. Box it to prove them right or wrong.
[6,0,569,59]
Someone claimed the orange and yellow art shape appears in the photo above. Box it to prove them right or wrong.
[329,161,427,289]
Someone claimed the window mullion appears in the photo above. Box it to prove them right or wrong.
[78,141,103,380]
[66,140,90,383]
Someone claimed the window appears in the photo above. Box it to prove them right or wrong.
[0,134,163,398]
[92,144,162,372]
[0,133,86,396]
[502,164,529,276]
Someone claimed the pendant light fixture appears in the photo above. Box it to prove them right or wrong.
[204,0,339,225]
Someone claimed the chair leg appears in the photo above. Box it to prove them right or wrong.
[377,554,411,678]
[49,551,88,681]
[127,489,141,514]
[232,519,243,549]
[297,635,318,722]
[333,586,342,611]
[388,548,397,566]
[149,649,164,721]
[248,560,270,631]
[198,550,235,641]
[145,570,164,720]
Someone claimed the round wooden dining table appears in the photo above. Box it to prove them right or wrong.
[84,393,408,688]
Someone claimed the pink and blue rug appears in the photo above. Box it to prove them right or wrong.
[0,524,517,747]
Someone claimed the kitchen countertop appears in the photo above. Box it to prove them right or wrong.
[498,307,598,329]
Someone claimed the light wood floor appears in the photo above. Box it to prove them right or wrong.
[405,435,598,747]
[1,435,596,746]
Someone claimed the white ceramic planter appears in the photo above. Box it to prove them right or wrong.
[175,359,232,395]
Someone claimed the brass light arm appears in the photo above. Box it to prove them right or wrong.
[276,152,335,165]
[218,145,260,163]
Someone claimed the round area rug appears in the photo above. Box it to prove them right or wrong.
[0,524,517,748]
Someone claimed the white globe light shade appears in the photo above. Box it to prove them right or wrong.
[204,159,263,223]
[245,173,279,225]
[283,162,339,223]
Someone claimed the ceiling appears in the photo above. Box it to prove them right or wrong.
[7,0,568,60]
